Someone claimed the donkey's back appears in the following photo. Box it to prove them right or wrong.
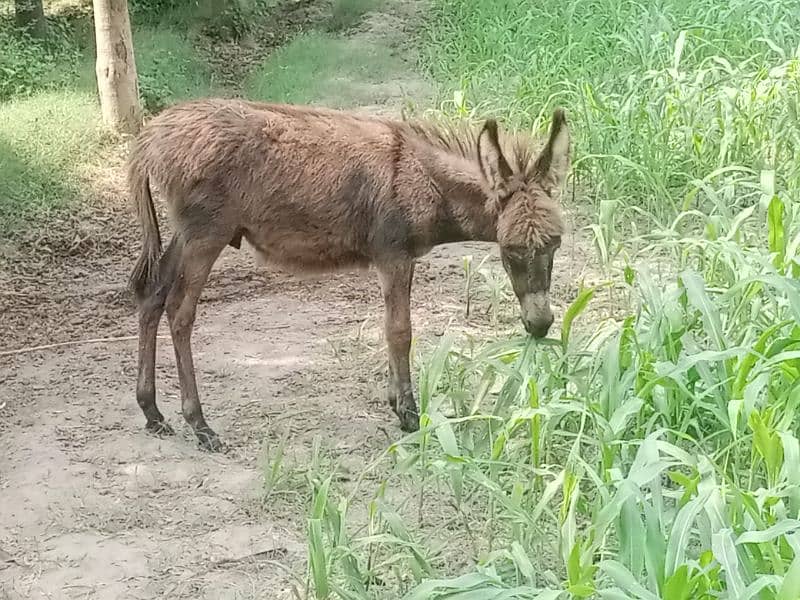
[129,99,410,275]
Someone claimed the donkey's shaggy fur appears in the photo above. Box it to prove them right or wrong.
[128,98,570,450]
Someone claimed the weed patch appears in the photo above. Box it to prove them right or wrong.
[420,0,800,224]
[134,27,217,113]
[0,9,216,236]
[0,91,106,236]
[326,0,379,32]
[244,31,405,108]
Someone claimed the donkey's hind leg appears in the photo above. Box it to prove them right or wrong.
[165,236,228,452]
[136,237,180,436]
[376,259,420,432]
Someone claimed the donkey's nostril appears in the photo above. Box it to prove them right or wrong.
[524,315,554,338]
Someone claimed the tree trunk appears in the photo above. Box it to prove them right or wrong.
[92,0,142,134]
[14,0,47,38]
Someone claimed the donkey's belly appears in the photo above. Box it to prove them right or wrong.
[241,228,371,274]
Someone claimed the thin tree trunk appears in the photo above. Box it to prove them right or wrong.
[92,0,142,134]
[14,0,47,38]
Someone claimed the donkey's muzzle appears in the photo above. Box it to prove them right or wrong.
[519,292,554,338]
[524,313,554,339]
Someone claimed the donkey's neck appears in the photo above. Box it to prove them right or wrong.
[425,153,498,245]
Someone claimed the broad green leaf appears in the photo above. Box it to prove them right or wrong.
[711,529,746,598]
[778,553,800,600]
[737,520,800,545]
[749,410,784,486]
[402,572,501,600]
[780,432,800,483]
[491,430,507,460]
[666,490,711,576]
[510,541,536,585]
[726,275,800,324]
[740,576,782,600]
[761,169,776,206]
[567,537,582,586]
[566,583,595,598]
[528,471,566,524]
[308,519,329,599]
[618,496,645,578]
[643,500,667,591]
[594,481,637,541]
[755,349,800,374]
[672,30,687,70]
[728,399,743,438]
[779,433,800,513]
[785,229,800,276]
[668,470,699,507]
[599,560,658,599]
[561,284,595,348]
[609,397,644,436]
[432,414,460,458]
[662,565,693,600]
[681,270,726,350]
[724,204,757,241]
[311,477,331,520]
[420,334,454,413]
[768,195,786,269]
[732,320,789,399]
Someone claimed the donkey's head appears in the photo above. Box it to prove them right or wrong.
[476,109,570,338]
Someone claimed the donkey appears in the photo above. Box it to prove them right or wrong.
[128,99,569,451]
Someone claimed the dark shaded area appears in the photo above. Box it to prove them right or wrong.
[14,0,46,37]
[0,137,75,237]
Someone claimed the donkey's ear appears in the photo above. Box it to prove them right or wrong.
[534,108,571,191]
[477,119,514,198]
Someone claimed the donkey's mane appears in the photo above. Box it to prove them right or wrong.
[397,116,567,246]
[399,118,542,178]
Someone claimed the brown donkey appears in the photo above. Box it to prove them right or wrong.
[128,99,569,451]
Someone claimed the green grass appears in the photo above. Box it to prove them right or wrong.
[0,90,105,235]
[420,0,800,224]
[326,0,380,32]
[293,188,800,600]
[244,31,405,108]
[133,26,217,112]
[129,0,278,39]
[0,16,215,236]
[0,18,97,234]
[0,14,93,100]
[287,0,800,598]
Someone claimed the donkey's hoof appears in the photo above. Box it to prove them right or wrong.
[397,407,420,433]
[145,420,175,437]
[196,428,224,452]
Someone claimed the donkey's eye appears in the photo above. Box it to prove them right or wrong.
[502,250,526,270]
[505,248,527,262]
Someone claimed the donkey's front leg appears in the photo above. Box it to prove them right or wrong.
[377,260,419,432]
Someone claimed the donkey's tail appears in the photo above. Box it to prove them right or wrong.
[128,163,163,301]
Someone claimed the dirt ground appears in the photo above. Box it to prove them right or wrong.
[0,3,600,598]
